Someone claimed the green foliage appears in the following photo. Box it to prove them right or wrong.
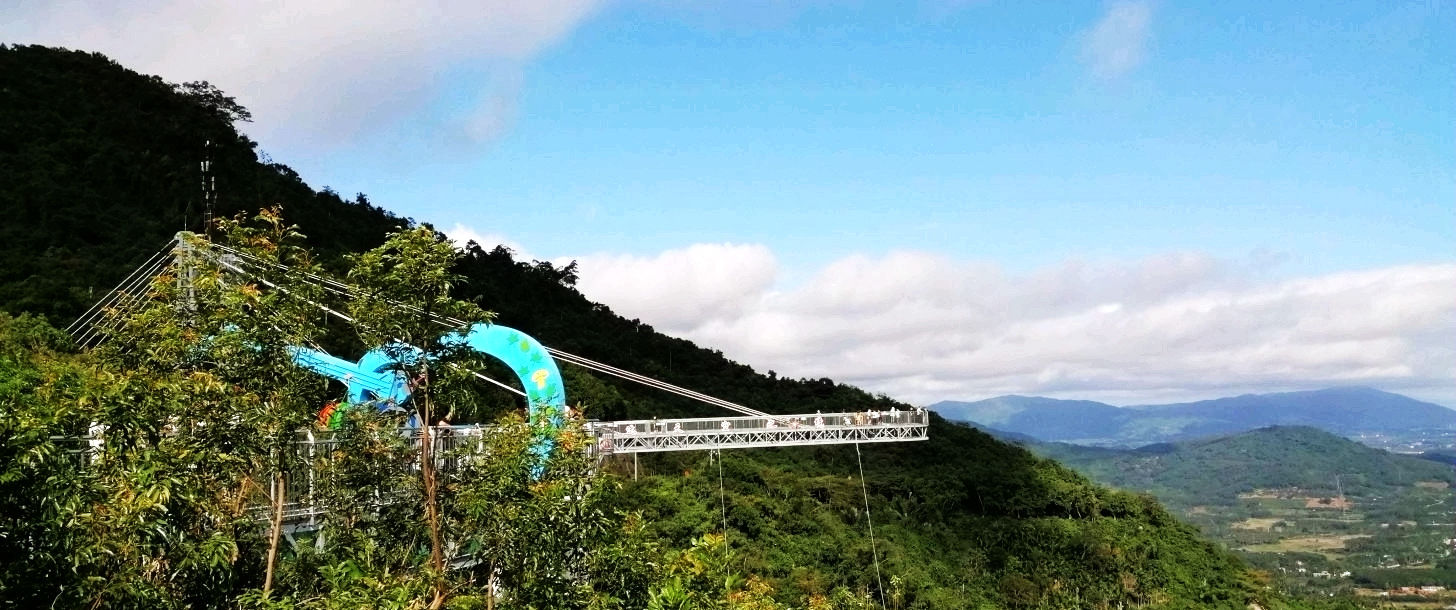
[1350,561,1456,589]
[1026,425,1456,601]
[0,210,333,607]
[0,44,1338,609]
[619,427,1271,609]
[0,313,96,607]
[346,226,490,352]
[1037,426,1456,507]
[0,44,406,326]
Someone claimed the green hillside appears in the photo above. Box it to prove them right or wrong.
[1037,426,1456,507]
[1023,427,1456,596]
[0,44,1317,608]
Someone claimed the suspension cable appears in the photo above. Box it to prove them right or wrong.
[220,243,768,417]
[449,363,527,397]
[66,240,175,335]
[72,250,176,347]
[213,247,769,417]
[72,246,173,340]
[856,442,886,610]
[207,246,527,398]
[545,349,769,417]
[144,239,764,418]
[716,448,731,580]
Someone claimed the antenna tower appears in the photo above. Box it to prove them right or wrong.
[200,140,216,239]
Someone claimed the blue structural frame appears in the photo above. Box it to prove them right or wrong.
[290,346,411,404]
[291,323,567,461]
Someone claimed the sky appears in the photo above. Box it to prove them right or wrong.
[6,1,1455,406]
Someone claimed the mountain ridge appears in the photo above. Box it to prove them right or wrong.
[1030,424,1456,505]
[932,387,1455,446]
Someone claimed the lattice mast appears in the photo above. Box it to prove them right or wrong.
[203,140,218,237]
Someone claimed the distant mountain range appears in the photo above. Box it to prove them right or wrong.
[930,387,1455,446]
[1024,425,1456,507]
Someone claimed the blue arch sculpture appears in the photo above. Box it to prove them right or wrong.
[291,323,567,460]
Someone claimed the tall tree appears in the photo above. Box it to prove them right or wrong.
[2,209,330,608]
[345,226,492,608]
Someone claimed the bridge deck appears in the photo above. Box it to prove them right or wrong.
[61,411,928,532]
[271,411,928,531]
[587,410,929,454]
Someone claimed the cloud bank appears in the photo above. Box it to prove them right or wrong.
[568,245,1456,406]
[444,223,532,259]
[2,0,603,147]
[570,244,779,331]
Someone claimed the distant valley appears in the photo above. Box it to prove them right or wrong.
[931,387,1456,448]
[933,387,1456,594]
[986,424,1456,595]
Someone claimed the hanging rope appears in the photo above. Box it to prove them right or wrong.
[448,363,527,397]
[716,449,728,536]
[715,448,733,584]
[546,348,769,418]
[856,442,886,610]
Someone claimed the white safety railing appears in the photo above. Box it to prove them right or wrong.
[52,411,930,529]
[586,409,929,454]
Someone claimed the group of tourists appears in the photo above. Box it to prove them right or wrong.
[610,406,925,437]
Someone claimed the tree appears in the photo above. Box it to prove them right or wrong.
[345,225,492,608]
[0,313,99,608]
[176,80,253,126]
[0,209,331,608]
[96,210,327,605]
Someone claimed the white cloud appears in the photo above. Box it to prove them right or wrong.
[1079,0,1153,80]
[2,0,603,147]
[566,243,1456,406]
[443,223,531,258]
[568,244,779,330]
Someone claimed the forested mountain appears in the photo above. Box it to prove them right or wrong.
[1028,426,1456,507]
[1136,388,1456,435]
[933,387,1456,446]
[931,396,1133,442]
[1420,449,1456,466]
[1,44,1316,608]
[1013,427,1456,596]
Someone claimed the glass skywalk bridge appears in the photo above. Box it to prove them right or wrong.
[586,410,929,454]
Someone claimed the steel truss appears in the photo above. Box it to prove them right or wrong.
[587,410,929,454]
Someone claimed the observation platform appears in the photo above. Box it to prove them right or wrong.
[586,410,929,454]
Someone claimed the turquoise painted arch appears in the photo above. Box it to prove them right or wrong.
[446,322,567,427]
[291,323,568,459]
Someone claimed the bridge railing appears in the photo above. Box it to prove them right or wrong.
[585,409,930,454]
[273,425,500,525]
[53,411,930,526]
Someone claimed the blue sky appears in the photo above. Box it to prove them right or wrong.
[7,0,1455,405]
[286,1,1453,277]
